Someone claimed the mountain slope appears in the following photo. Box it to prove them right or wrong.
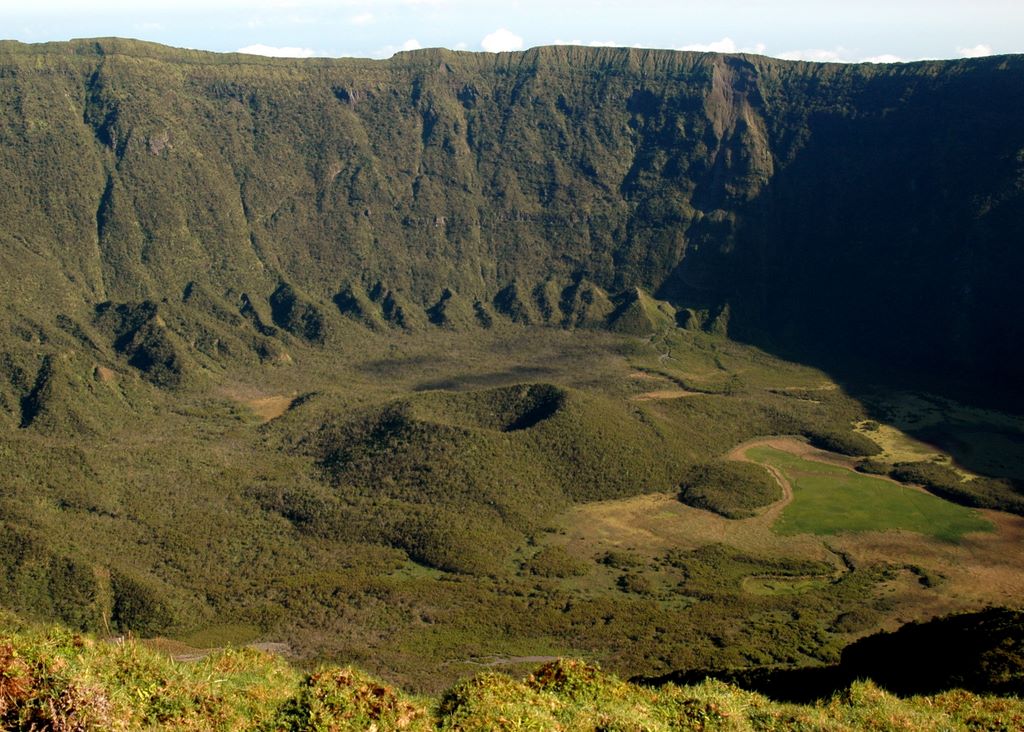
[0,39,1022,398]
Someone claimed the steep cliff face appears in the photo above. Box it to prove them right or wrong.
[0,39,1022,395]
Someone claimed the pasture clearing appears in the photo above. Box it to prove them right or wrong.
[746,445,993,541]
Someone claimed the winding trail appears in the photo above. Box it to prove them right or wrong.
[630,389,703,401]
[724,436,801,521]
[627,371,703,401]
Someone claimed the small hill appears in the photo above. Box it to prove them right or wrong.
[94,301,194,388]
[368,282,427,331]
[270,282,328,344]
[334,282,387,331]
[426,288,477,330]
[492,281,541,325]
[607,288,677,334]
[561,279,615,328]
[295,383,692,573]
[677,460,782,518]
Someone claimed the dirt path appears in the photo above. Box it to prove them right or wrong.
[555,434,1024,628]
[724,436,799,521]
[627,371,703,401]
[630,389,703,401]
[727,435,935,495]
[170,641,293,663]
[464,655,562,667]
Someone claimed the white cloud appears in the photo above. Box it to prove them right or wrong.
[957,44,994,58]
[677,38,767,56]
[679,37,738,53]
[350,12,374,26]
[776,47,908,63]
[369,38,424,58]
[553,39,620,47]
[481,28,524,53]
[777,47,845,62]
[236,43,316,57]
[862,54,904,64]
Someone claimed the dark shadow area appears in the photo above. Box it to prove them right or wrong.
[657,58,1024,480]
[412,366,555,392]
[635,607,1024,701]
[502,384,566,432]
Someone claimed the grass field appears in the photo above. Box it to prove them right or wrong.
[746,446,993,541]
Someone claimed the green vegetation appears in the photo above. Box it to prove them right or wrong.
[891,460,1024,514]
[0,619,1022,731]
[747,446,993,540]
[678,461,782,518]
[0,37,1023,705]
[523,546,589,578]
[803,428,882,457]
[0,39,1021,403]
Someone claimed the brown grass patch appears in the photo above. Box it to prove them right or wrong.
[246,395,294,422]
[0,641,33,717]
[555,492,829,564]
[219,385,296,422]
[829,510,1024,611]
[552,435,1024,627]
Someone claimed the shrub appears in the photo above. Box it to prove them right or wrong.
[525,546,588,578]
[617,573,653,595]
[272,667,428,731]
[855,458,890,475]
[526,659,604,698]
[890,461,1024,515]
[677,461,781,518]
[804,428,882,457]
[599,550,642,570]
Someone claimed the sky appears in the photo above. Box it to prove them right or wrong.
[1,0,1021,63]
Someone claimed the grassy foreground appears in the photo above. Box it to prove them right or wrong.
[0,623,1021,731]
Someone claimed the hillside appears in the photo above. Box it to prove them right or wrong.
[0,610,1021,730]
[0,39,1022,399]
[1,39,1023,695]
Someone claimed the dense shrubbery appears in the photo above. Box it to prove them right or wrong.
[0,320,925,690]
[855,457,890,475]
[803,428,882,457]
[677,461,782,518]
[0,529,102,632]
[272,667,429,731]
[840,607,1024,696]
[524,546,589,578]
[890,461,1024,515]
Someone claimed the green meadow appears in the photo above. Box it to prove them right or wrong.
[747,446,993,541]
